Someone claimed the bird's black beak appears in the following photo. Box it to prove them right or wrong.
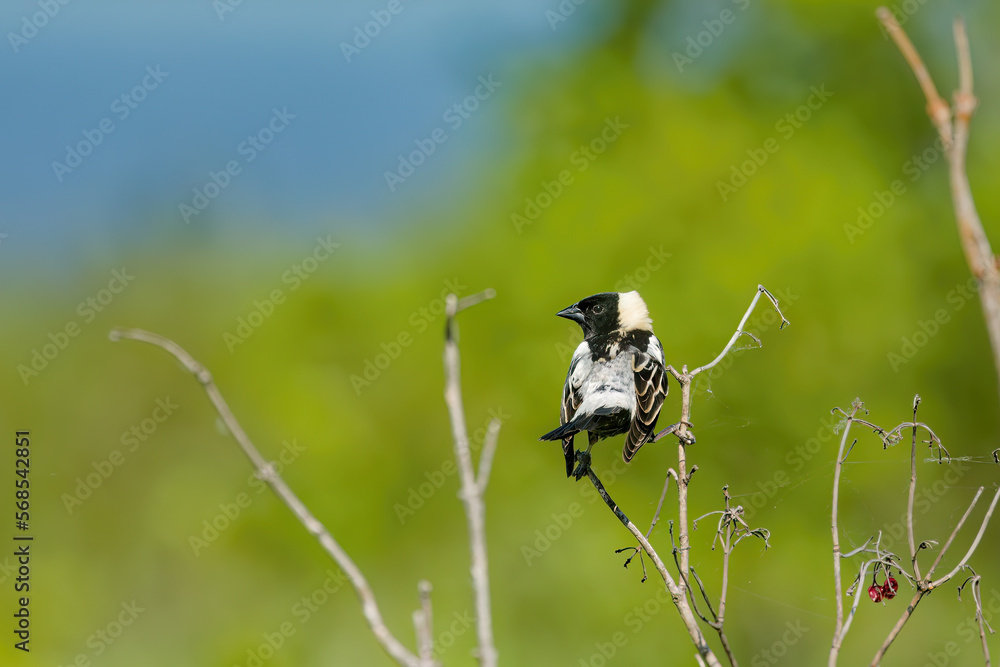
[556,304,585,325]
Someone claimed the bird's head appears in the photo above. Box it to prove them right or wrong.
[556,291,653,338]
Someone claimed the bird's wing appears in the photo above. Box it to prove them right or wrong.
[623,337,668,462]
[559,343,588,476]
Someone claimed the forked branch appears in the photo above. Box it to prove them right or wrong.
[108,289,498,667]
[443,290,499,667]
[826,396,999,666]
[878,7,1000,395]
[595,285,787,667]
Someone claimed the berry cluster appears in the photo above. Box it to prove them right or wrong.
[867,568,899,603]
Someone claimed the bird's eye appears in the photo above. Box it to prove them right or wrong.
[592,304,604,314]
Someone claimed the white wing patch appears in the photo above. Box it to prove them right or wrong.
[568,341,592,390]
[647,335,665,365]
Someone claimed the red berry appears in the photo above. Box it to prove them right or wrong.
[868,585,883,602]
[881,577,898,599]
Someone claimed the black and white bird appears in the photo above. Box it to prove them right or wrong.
[539,291,668,479]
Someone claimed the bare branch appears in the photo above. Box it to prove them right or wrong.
[476,418,502,493]
[109,327,422,667]
[907,396,921,582]
[646,471,674,539]
[687,566,718,624]
[974,578,994,666]
[879,7,1000,395]
[652,421,695,444]
[870,590,925,666]
[865,481,998,667]
[925,486,984,578]
[829,400,862,665]
[715,490,738,667]
[876,7,951,145]
[959,572,994,667]
[455,288,497,313]
[841,537,874,559]
[690,285,789,377]
[838,399,1000,666]
[675,379,695,583]
[953,19,973,101]
[413,581,438,667]
[443,291,498,667]
[930,486,1000,588]
[842,560,881,651]
[624,285,786,666]
[584,469,721,666]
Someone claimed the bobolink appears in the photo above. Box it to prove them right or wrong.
[540,291,668,479]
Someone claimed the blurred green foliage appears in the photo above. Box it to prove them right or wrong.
[3,1,1000,665]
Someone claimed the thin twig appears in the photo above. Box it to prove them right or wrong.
[585,469,721,666]
[684,489,762,667]
[688,566,719,624]
[866,482,999,665]
[109,327,423,667]
[860,426,1000,665]
[690,285,789,377]
[924,487,984,578]
[962,574,994,667]
[876,7,951,145]
[715,490,738,667]
[642,285,786,666]
[842,560,877,643]
[907,396,921,582]
[929,487,1000,588]
[829,401,860,667]
[841,537,874,559]
[870,590,925,666]
[444,291,498,667]
[645,471,674,539]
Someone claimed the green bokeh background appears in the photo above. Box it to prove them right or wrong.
[3,1,1000,665]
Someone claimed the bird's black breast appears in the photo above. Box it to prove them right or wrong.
[588,329,654,361]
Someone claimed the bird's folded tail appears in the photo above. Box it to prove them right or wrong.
[539,422,576,442]
[540,408,621,477]
[539,406,619,441]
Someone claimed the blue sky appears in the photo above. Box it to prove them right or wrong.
[1,0,609,268]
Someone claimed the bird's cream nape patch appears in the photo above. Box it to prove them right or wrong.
[617,291,653,331]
